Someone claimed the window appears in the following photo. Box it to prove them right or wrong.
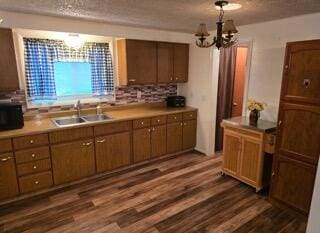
[23,38,114,107]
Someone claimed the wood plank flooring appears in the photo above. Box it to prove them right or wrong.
[0,152,307,233]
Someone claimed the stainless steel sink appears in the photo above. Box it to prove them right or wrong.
[52,114,112,127]
[81,114,112,122]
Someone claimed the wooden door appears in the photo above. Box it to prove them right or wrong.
[173,43,189,83]
[0,153,19,200]
[95,132,131,173]
[270,155,317,215]
[51,139,95,185]
[182,120,197,150]
[277,103,320,165]
[126,40,157,85]
[281,40,320,105]
[0,28,19,91]
[167,122,183,154]
[151,125,167,157]
[239,136,263,186]
[222,131,241,176]
[157,42,174,83]
[133,128,151,163]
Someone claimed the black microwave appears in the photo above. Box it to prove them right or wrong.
[0,103,24,130]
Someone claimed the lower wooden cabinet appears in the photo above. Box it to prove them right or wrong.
[51,139,96,185]
[167,122,183,154]
[222,131,241,176]
[133,128,151,163]
[151,125,167,157]
[270,155,317,215]
[0,153,19,200]
[95,132,131,173]
[182,120,197,150]
[19,171,53,194]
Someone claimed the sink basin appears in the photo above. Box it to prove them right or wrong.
[52,114,112,127]
[52,116,86,127]
[81,114,112,122]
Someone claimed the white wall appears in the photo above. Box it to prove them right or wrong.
[307,163,320,233]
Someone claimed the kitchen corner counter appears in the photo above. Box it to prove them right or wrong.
[222,116,277,133]
[0,105,197,139]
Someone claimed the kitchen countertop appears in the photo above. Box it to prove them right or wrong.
[222,116,277,133]
[0,104,197,139]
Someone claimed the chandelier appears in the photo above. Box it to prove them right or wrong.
[195,1,238,49]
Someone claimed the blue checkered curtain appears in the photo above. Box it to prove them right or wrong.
[24,38,114,100]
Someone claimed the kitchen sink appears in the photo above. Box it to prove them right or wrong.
[81,114,112,122]
[52,114,112,127]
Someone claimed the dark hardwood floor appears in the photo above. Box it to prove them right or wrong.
[0,152,307,233]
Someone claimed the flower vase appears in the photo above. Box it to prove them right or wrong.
[249,110,259,126]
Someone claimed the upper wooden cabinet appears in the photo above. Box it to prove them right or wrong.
[117,39,157,85]
[0,28,19,91]
[117,39,189,85]
[281,40,320,105]
[157,42,189,83]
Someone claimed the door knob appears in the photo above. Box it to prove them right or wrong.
[233,102,238,107]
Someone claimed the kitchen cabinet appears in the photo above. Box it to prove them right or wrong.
[133,128,151,163]
[95,132,131,172]
[151,125,167,157]
[51,139,95,185]
[270,40,320,217]
[167,122,183,154]
[19,171,53,194]
[157,42,189,83]
[221,122,274,192]
[0,28,19,91]
[117,39,157,85]
[182,120,197,150]
[0,153,19,200]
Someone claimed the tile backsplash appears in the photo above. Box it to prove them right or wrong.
[0,84,177,115]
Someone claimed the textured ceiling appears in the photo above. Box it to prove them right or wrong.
[0,0,320,33]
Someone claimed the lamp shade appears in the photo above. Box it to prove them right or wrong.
[222,20,238,34]
[195,23,210,37]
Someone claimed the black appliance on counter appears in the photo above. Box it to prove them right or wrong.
[0,103,24,130]
[166,96,186,107]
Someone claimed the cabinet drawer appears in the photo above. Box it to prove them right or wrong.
[94,121,132,136]
[13,134,49,150]
[183,111,197,121]
[151,115,167,126]
[167,113,182,123]
[133,118,151,129]
[19,171,53,194]
[264,134,276,154]
[15,147,50,164]
[0,138,12,153]
[49,127,93,144]
[17,158,51,176]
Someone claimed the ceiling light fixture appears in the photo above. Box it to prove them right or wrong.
[215,3,242,11]
[195,0,238,49]
[0,19,3,24]
[64,34,85,49]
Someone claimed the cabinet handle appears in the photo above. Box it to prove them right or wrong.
[33,165,37,170]
[141,121,144,125]
[184,123,187,126]
[272,172,275,177]
[34,181,39,185]
[152,127,155,131]
[30,140,34,144]
[157,119,161,123]
[97,139,106,143]
[278,120,282,126]
[148,128,151,133]
[190,114,193,117]
[83,142,92,146]
[174,117,177,120]
[129,79,136,82]
[31,153,36,158]
[175,77,179,80]
[1,156,12,162]
[180,122,183,126]
[170,77,173,81]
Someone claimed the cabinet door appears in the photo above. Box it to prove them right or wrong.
[182,120,197,150]
[167,122,183,154]
[277,103,320,165]
[222,131,241,176]
[126,40,157,85]
[95,132,131,173]
[281,40,320,104]
[51,140,95,185]
[151,125,167,157]
[157,42,174,83]
[0,28,19,91]
[173,43,189,83]
[133,128,151,163]
[239,137,263,186]
[0,153,19,200]
[270,155,316,215]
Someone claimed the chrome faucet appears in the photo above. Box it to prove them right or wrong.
[75,100,81,117]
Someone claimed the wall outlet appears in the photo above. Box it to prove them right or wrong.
[137,90,142,99]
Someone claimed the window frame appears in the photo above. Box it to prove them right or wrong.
[13,29,117,109]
